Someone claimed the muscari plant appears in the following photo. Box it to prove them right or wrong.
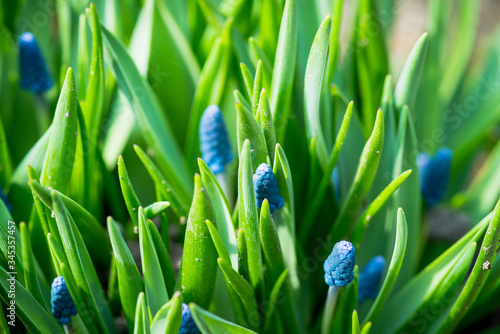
[1,0,500,333]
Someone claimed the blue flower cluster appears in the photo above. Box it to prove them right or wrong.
[253,163,284,212]
[358,255,385,303]
[199,105,233,174]
[51,276,77,325]
[324,240,355,287]
[179,303,199,334]
[418,148,452,207]
[18,32,53,94]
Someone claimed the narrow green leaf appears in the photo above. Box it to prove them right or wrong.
[134,292,151,334]
[394,33,429,114]
[352,169,412,247]
[117,155,141,225]
[41,67,78,194]
[262,269,289,332]
[138,207,169,318]
[150,291,182,334]
[146,219,175,296]
[363,208,408,325]
[271,0,297,141]
[328,0,344,83]
[107,216,144,330]
[20,222,44,307]
[257,89,277,164]
[102,26,192,202]
[238,140,263,295]
[237,229,250,280]
[234,89,252,111]
[352,310,361,334]
[236,102,269,168]
[240,62,254,99]
[303,15,332,168]
[144,202,170,219]
[252,60,263,116]
[176,175,218,309]
[190,302,259,334]
[0,111,12,186]
[0,267,63,333]
[331,109,384,239]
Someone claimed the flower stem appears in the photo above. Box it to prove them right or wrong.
[321,286,339,334]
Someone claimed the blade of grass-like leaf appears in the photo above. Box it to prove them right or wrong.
[117,155,142,226]
[371,211,492,333]
[51,191,113,333]
[327,0,344,83]
[176,175,218,309]
[190,302,259,334]
[144,202,170,219]
[238,140,264,296]
[138,207,169,318]
[107,217,144,330]
[0,305,9,334]
[257,89,277,164]
[134,292,151,334]
[236,102,269,167]
[199,159,238,269]
[240,62,254,99]
[352,310,360,334]
[20,222,45,307]
[0,112,12,186]
[252,60,263,115]
[249,37,273,80]
[271,0,297,141]
[331,109,384,239]
[146,219,175,296]
[394,33,428,115]
[262,269,289,333]
[304,15,332,169]
[234,89,253,111]
[134,144,189,218]
[352,169,412,247]
[437,197,500,334]
[150,291,182,334]
[300,101,353,240]
[362,208,407,325]
[41,67,77,194]
[0,267,63,333]
[185,19,233,169]
[217,258,260,331]
[102,26,192,202]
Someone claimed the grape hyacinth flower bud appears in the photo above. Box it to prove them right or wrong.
[358,255,385,303]
[179,303,199,334]
[51,276,77,325]
[418,148,452,207]
[324,240,355,287]
[18,32,54,94]
[253,163,284,212]
[199,105,233,174]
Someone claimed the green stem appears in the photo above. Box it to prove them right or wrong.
[321,286,339,334]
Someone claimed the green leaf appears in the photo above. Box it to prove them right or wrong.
[394,33,429,115]
[303,14,332,169]
[134,292,151,334]
[20,222,45,307]
[0,267,63,333]
[262,269,289,332]
[102,25,192,203]
[41,67,78,194]
[150,291,183,334]
[238,140,263,295]
[331,109,384,239]
[252,60,263,116]
[176,175,218,309]
[190,302,259,334]
[257,89,277,164]
[362,208,408,325]
[138,207,169,318]
[328,0,344,83]
[240,62,254,100]
[144,202,170,220]
[0,110,12,186]
[107,216,144,330]
[217,258,260,331]
[236,102,269,168]
[146,219,175,296]
[118,155,142,226]
[437,196,500,334]
[134,144,189,218]
[271,0,297,141]
[51,191,115,333]
[352,169,412,247]
[352,310,361,334]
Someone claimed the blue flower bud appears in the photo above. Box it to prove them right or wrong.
[331,166,341,202]
[18,32,53,94]
[179,303,199,334]
[324,240,355,287]
[253,163,284,212]
[419,148,452,207]
[51,276,77,325]
[358,255,385,303]
[0,184,11,212]
[199,105,233,174]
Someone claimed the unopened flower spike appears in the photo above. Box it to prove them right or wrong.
[199,105,233,174]
[18,32,54,94]
[324,240,356,287]
[418,148,452,207]
[51,276,77,325]
[253,163,284,212]
[179,303,199,334]
[358,255,385,303]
